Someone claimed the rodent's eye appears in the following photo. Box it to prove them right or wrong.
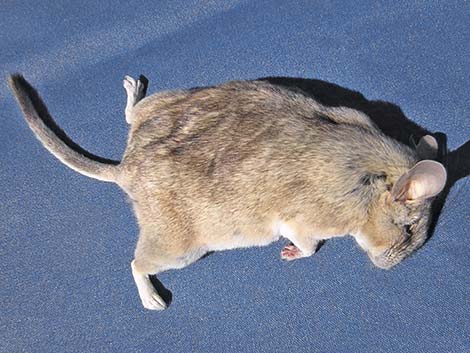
[404,224,412,238]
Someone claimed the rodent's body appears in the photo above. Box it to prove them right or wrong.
[10,76,446,310]
[121,81,415,266]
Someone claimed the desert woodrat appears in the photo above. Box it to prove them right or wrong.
[9,75,446,310]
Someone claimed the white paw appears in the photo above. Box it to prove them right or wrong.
[123,75,145,101]
[141,290,167,311]
[123,75,136,89]
[131,259,167,311]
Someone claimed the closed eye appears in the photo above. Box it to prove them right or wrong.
[403,216,420,236]
[404,225,412,239]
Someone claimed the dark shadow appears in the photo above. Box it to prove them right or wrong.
[138,74,149,98]
[261,77,470,240]
[428,140,470,236]
[200,251,215,259]
[315,240,326,253]
[149,275,173,306]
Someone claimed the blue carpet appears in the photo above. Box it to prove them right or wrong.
[1,1,469,352]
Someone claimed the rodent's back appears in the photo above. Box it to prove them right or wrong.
[120,80,417,229]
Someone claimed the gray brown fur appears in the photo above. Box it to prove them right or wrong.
[9,75,446,310]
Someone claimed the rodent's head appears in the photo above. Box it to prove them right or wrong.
[354,159,447,269]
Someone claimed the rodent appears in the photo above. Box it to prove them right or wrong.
[9,74,446,310]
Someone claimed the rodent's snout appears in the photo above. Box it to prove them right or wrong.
[369,253,397,270]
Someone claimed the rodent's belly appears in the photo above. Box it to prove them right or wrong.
[206,231,281,251]
[205,220,285,252]
[204,220,347,252]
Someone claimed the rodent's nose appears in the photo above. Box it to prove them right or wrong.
[370,254,396,270]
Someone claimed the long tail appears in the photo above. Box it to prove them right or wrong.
[9,74,120,183]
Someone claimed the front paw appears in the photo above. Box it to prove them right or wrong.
[280,243,304,261]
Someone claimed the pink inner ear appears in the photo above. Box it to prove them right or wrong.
[407,179,426,200]
[392,160,447,202]
[392,178,409,202]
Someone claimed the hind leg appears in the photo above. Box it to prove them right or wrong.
[131,227,205,310]
[123,75,148,124]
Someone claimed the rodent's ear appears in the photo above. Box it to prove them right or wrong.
[416,135,438,160]
[391,160,447,202]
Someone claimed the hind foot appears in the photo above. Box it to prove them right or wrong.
[141,289,167,310]
[123,75,148,124]
[131,260,167,310]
